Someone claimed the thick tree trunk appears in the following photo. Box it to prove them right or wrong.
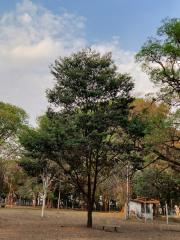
[46,197,52,209]
[87,199,93,228]
[86,156,97,228]
[87,171,93,228]
[33,193,37,207]
[121,204,125,213]
[46,196,53,209]
[46,197,49,208]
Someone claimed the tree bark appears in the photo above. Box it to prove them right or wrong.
[33,192,37,207]
[41,173,50,217]
[87,166,93,228]
[105,195,108,212]
[87,199,93,228]
[57,181,61,209]
[121,204,125,213]
[42,192,46,217]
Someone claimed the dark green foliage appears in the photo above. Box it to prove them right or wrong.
[20,48,137,227]
[132,166,180,206]
[126,116,148,139]
[47,48,134,112]
[0,101,28,145]
[18,157,47,177]
[0,102,28,197]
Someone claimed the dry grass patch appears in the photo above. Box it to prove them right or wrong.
[0,208,180,240]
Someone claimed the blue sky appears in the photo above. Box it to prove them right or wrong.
[0,0,180,125]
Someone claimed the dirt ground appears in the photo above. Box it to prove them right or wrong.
[0,207,180,240]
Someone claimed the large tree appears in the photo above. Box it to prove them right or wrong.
[20,48,137,227]
[135,18,180,172]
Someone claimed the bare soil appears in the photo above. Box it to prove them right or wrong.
[0,207,180,240]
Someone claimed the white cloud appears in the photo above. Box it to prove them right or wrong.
[0,0,87,126]
[0,0,86,47]
[18,13,32,24]
[16,0,38,14]
[0,0,153,126]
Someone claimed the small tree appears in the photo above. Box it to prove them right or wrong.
[18,155,61,216]
[18,157,47,207]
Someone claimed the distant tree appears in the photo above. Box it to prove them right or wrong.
[18,155,61,216]
[96,163,128,213]
[18,156,47,207]
[0,102,28,198]
[20,48,139,227]
[128,98,180,172]
[0,101,28,146]
[132,166,180,212]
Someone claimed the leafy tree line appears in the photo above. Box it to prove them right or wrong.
[0,102,28,202]
[135,17,180,171]
[131,16,180,212]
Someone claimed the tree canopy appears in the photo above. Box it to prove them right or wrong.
[135,17,180,174]
[19,48,143,227]
[0,102,28,201]
[0,101,28,147]
[135,17,180,106]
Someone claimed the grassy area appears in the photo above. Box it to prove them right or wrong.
[0,207,180,240]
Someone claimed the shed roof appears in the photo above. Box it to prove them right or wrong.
[130,197,159,204]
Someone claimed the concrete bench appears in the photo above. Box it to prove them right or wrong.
[96,219,120,232]
[95,224,120,232]
[160,224,180,232]
[102,225,119,232]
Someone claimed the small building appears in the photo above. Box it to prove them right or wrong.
[129,197,159,220]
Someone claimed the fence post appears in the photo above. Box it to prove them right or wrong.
[144,202,146,222]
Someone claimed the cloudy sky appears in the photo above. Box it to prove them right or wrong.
[1,0,180,126]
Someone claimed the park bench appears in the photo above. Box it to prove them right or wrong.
[160,224,180,232]
[102,225,118,232]
[97,218,120,232]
